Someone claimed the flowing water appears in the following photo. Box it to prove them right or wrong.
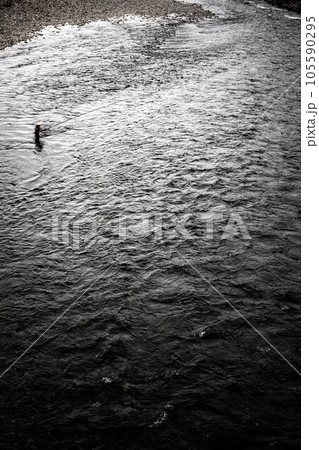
[0,0,300,448]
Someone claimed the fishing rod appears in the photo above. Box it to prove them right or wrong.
[9,99,109,149]
[33,100,110,148]
[38,100,111,132]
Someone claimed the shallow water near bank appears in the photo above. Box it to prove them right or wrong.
[0,0,300,448]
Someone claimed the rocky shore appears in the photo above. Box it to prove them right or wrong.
[265,0,301,13]
[0,0,213,50]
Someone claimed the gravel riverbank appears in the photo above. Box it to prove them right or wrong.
[0,0,213,50]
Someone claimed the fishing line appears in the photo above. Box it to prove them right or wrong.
[42,101,111,131]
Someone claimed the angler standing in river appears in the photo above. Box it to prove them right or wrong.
[34,121,43,148]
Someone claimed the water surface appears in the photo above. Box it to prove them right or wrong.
[0,1,300,448]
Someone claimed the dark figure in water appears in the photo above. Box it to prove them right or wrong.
[34,121,43,149]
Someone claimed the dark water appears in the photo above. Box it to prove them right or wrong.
[0,0,300,448]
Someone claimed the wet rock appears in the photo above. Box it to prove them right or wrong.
[199,324,226,340]
[264,0,300,13]
[276,291,300,305]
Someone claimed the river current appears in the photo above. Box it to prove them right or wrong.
[0,0,300,448]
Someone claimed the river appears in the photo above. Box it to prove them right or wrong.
[0,0,300,448]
